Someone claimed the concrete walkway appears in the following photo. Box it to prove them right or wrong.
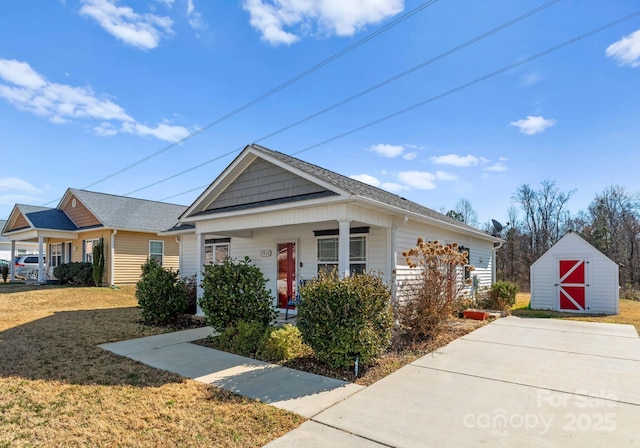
[99,327,363,418]
[266,316,640,447]
[101,317,640,447]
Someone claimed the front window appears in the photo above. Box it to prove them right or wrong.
[205,238,230,265]
[50,243,62,267]
[84,239,100,263]
[149,240,164,265]
[317,236,366,275]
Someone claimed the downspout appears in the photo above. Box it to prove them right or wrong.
[176,236,181,274]
[390,215,409,306]
[110,229,117,286]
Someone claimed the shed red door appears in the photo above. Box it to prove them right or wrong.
[558,260,586,311]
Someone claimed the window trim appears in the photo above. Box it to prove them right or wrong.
[149,240,164,266]
[84,238,100,263]
[204,238,230,265]
[316,234,367,275]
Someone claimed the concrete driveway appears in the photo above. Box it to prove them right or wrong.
[266,316,640,447]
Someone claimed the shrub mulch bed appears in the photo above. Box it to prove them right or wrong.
[195,317,486,387]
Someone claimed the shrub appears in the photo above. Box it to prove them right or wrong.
[199,256,276,332]
[297,270,393,369]
[53,262,94,286]
[262,324,311,362]
[398,238,471,341]
[135,258,188,325]
[478,281,518,311]
[1,265,8,283]
[211,321,271,357]
[92,238,105,287]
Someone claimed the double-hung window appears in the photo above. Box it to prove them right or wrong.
[50,243,62,267]
[316,229,367,275]
[84,238,100,263]
[149,240,164,265]
[204,238,230,265]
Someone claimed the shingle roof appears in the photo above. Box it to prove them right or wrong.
[22,207,79,231]
[69,189,187,232]
[250,144,488,236]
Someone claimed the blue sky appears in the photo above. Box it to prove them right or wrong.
[1,0,639,227]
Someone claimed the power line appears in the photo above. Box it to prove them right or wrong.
[134,0,560,197]
[74,0,439,194]
[160,8,640,201]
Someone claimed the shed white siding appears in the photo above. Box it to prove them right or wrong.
[179,234,199,278]
[530,232,619,314]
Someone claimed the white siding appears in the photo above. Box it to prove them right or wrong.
[531,232,619,314]
[395,221,495,293]
[179,234,199,278]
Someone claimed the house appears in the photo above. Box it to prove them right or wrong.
[0,219,39,261]
[530,231,619,314]
[1,189,187,284]
[167,144,503,314]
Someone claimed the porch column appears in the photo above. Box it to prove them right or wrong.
[37,236,44,283]
[196,232,205,316]
[10,240,16,282]
[338,219,351,278]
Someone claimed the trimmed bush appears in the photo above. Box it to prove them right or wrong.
[297,270,393,369]
[262,324,311,362]
[53,262,94,286]
[211,321,270,357]
[135,258,188,325]
[479,281,518,311]
[199,256,276,332]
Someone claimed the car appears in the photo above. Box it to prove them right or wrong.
[14,255,46,280]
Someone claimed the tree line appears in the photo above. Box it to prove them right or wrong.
[448,182,640,295]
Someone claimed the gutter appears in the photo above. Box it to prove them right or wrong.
[110,229,117,286]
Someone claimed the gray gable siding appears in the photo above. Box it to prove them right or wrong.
[209,158,330,211]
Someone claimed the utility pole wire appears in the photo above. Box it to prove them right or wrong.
[78,0,439,192]
[160,8,640,201]
[138,0,560,197]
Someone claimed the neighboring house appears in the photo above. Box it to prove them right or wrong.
[167,144,503,314]
[1,189,187,284]
[0,219,39,261]
[530,231,619,314]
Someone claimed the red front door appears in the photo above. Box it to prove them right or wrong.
[559,259,586,311]
[277,242,296,309]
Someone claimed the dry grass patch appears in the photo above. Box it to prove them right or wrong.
[0,284,302,447]
[512,293,640,334]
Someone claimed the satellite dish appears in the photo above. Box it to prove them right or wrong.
[491,219,509,237]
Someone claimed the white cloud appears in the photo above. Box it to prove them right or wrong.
[0,177,41,193]
[242,0,404,45]
[381,182,406,192]
[431,154,479,167]
[606,29,640,68]
[350,174,381,187]
[186,0,206,32]
[403,152,417,160]
[510,115,556,135]
[485,163,507,172]
[397,171,436,190]
[369,143,404,158]
[435,170,457,181]
[0,58,189,142]
[79,0,174,50]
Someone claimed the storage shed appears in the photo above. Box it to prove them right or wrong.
[530,231,619,314]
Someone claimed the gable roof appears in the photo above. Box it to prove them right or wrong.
[181,144,500,241]
[531,231,618,268]
[65,189,187,232]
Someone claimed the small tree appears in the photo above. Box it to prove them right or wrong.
[92,238,105,287]
[1,265,8,283]
[297,270,393,369]
[199,256,276,332]
[398,238,471,341]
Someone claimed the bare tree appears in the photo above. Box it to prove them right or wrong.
[446,198,479,228]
